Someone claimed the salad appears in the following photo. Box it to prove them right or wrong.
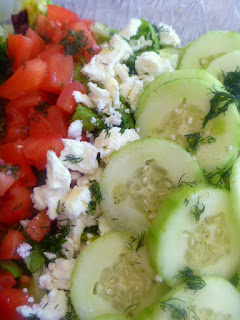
[0,0,240,319]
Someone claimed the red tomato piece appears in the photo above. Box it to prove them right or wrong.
[23,134,64,170]
[47,4,79,25]
[5,118,29,142]
[0,271,17,290]
[26,210,51,242]
[40,53,73,94]
[0,159,17,197]
[25,28,46,58]
[44,105,68,137]
[8,34,34,72]
[57,81,87,114]
[0,288,29,320]
[0,58,47,100]
[35,15,62,43]
[39,43,64,60]
[0,182,32,226]
[0,140,36,187]
[0,230,25,259]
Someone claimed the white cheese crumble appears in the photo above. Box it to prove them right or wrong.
[60,139,98,174]
[46,151,71,189]
[114,63,130,83]
[129,35,153,52]
[135,51,173,78]
[120,18,142,40]
[98,216,113,235]
[158,23,181,47]
[67,120,83,140]
[94,127,140,162]
[120,75,144,111]
[17,289,67,320]
[43,252,57,260]
[72,91,94,109]
[17,242,32,259]
[64,186,91,218]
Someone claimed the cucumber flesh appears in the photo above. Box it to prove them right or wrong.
[70,231,168,320]
[136,78,240,172]
[230,156,240,228]
[148,186,240,287]
[136,69,221,119]
[179,30,240,69]
[206,50,240,82]
[93,316,132,320]
[100,138,204,233]
[135,276,240,320]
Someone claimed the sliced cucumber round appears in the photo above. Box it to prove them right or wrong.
[136,78,240,172]
[70,231,168,320]
[135,276,240,320]
[93,315,132,320]
[148,186,240,287]
[206,50,240,82]
[136,69,221,119]
[179,30,240,69]
[100,138,204,233]
[230,156,240,228]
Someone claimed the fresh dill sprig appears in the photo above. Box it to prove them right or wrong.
[175,267,206,291]
[64,154,83,164]
[185,132,203,153]
[204,167,227,188]
[222,66,240,109]
[136,232,145,251]
[191,197,205,222]
[203,87,237,128]
[60,30,89,56]
[160,297,187,320]
[0,163,20,180]
[33,101,50,118]
[88,180,103,215]
[56,200,66,215]
[125,235,137,250]
[62,296,78,320]
[169,174,197,191]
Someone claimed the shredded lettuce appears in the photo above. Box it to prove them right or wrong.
[21,0,52,26]
[119,97,135,131]
[0,260,24,278]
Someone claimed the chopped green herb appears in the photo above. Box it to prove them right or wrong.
[0,164,20,180]
[56,200,65,215]
[81,225,99,242]
[185,132,203,153]
[88,180,103,215]
[125,235,137,250]
[136,232,145,251]
[64,154,83,164]
[223,66,240,109]
[191,197,205,222]
[184,198,189,206]
[60,30,89,56]
[175,267,206,291]
[160,297,187,319]
[204,167,227,188]
[207,136,216,143]
[62,296,79,320]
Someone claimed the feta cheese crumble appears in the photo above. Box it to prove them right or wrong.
[64,186,91,218]
[17,242,32,259]
[158,23,181,47]
[67,120,83,140]
[120,18,142,40]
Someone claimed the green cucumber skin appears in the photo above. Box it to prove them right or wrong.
[93,315,133,320]
[135,276,240,320]
[230,156,240,228]
[135,69,221,119]
[148,186,240,287]
[179,30,240,70]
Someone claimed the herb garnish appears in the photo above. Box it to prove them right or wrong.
[185,132,203,153]
[56,200,66,215]
[203,88,237,128]
[62,296,79,320]
[125,235,137,250]
[60,30,89,56]
[64,154,83,164]
[88,180,103,215]
[136,232,145,251]
[191,197,205,222]
[204,167,227,188]
[175,267,206,291]
[160,297,187,319]
[222,66,240,108]
[0,163,19,180]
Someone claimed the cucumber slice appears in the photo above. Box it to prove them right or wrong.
[70,231,167,320]
[179,30,240,70]
[136,78,240,172]
[206,50,240,82]
[100,138,204,233]
[136,69,221,118]
[148,186,240,287]
[230,156,240,228]
[135,276,240,320]
[93,315,132,320]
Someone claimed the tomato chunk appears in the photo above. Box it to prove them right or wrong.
[35,15,62,43]
[40,53,73,94]
[26,210,51,242]
[0,271,16,289]
[25,28,46,58]
[0,181,32,226]
[47,4,79,25]
[0,159,17,197]
[23,134,64,170]
[0,230,25,259]
[0,58,47,100]
[0,288,29,320]
[39,43,64,60]
[8,34,34,71]
[57,81,87,114]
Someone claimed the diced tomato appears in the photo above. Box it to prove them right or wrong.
[23,134,64,170]
[0,159,17,197]
[0,140,36,186]
[0,230,25,259]
[26,210,51,242]
[44,105,68,137]
[5,118,29,142]
[47,4,79,25]
[0,58,47,100]
[40,53,73,94]
[35,15,62,43]
[0,271,16,289]
[8,34,34,72]
[0,181,32,226]
[0,288,30,320]
[19,275,32,289]
[57,81,87,114]
[39,43,64,60]
[25,28,46,58]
